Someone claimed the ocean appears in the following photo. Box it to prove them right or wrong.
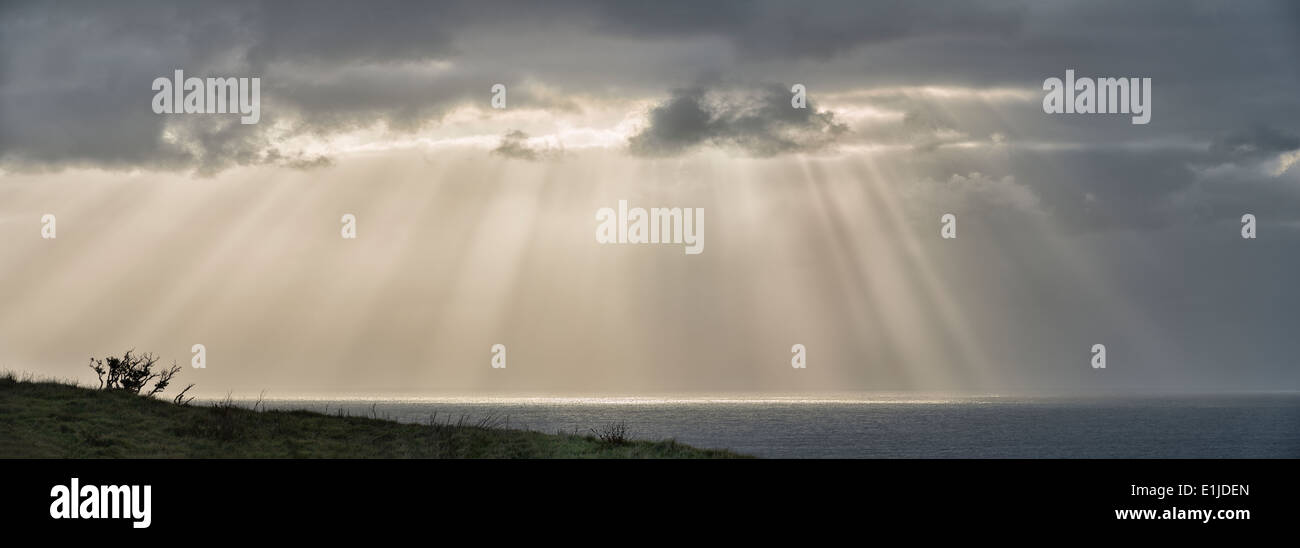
[236,394,1300,458]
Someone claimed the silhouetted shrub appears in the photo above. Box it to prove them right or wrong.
[87,349,182,397]
[591,421,630,445]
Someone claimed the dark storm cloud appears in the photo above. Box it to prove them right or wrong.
[628,85,849,156]
[0,0,557,172]
[588,0,1028,60]
[0,0,1028,171]
[1,0,1298,178]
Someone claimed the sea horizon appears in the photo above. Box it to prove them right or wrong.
[214,392,1300,458]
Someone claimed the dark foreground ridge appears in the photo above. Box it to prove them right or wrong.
[0,375,745,458]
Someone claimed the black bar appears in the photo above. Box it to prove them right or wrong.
[5,459,1289,536]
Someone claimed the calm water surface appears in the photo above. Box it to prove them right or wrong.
[229,394,1300,458]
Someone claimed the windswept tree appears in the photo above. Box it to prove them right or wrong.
[87,350,183,397]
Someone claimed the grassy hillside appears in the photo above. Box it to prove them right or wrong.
[0,375,745,458]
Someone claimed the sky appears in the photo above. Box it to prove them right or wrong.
[1,0,1298,396]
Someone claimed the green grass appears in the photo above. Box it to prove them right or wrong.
[0,374,746,458]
